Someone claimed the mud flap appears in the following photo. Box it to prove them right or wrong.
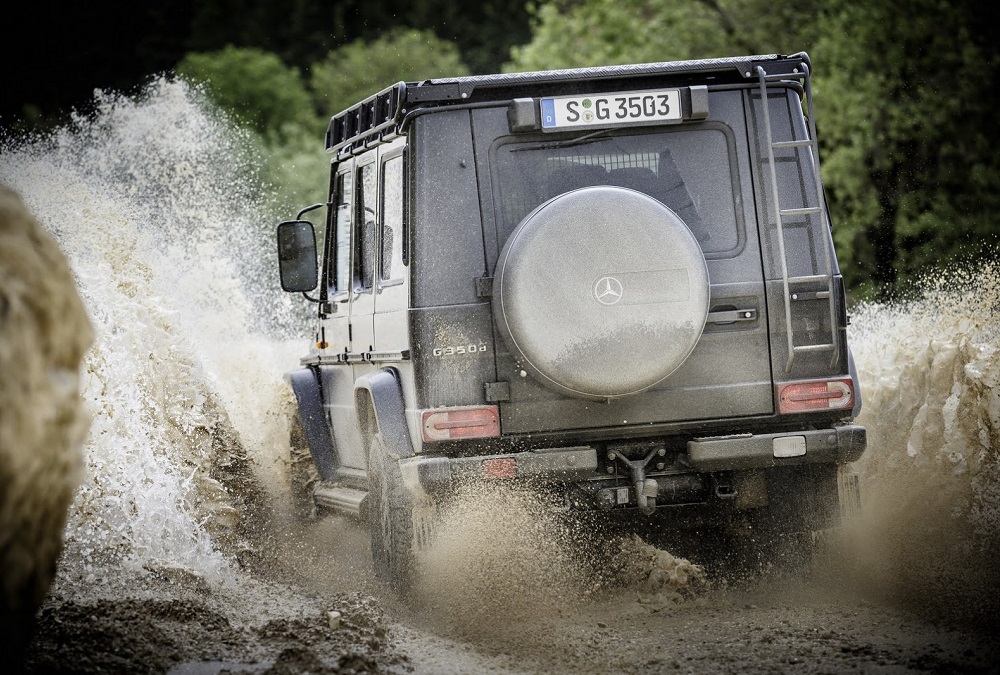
[837,466,862,520]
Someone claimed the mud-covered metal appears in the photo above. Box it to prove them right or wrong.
[493,186,710,400]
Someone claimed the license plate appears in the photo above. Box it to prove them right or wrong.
[540,89,682,130]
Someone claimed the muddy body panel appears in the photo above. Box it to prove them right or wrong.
[276,53,865,552]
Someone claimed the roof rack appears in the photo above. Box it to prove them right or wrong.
[326,82,407,154]
[325,53,810,155]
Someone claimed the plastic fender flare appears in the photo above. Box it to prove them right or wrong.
[848,347,863,419]
[286,367,338,481]
[354,367,414,461]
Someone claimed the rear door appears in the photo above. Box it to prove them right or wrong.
[479,89,773,434]
[319,160,367,472]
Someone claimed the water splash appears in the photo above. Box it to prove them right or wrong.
[0,78,306,581]
[844,263,1000,626]
[2,74,998,633]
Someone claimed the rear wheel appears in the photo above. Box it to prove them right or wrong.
[367,433,415,594]
[721,464,841,580]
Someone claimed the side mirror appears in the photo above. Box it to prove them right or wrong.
[276,220,318,293]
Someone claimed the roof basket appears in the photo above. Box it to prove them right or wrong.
[326,82,407,154]
[322,54,811,155]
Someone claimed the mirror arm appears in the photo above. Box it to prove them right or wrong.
[296,202,331,219]
[293,201,333,309]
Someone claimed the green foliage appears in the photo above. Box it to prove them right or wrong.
[176,46,329,218]
[309,28,470,119]
[257,129,331,220]
[813,0,1000,299]
[176,46,324,143]
[184,0,530,77]
[506,0,820,71]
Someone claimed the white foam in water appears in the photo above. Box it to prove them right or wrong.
[0,78,305,581]
[845,264,1000,619]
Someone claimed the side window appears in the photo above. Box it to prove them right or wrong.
[356,162,377,291]
[380,155,404,282]
[330,170,352,294]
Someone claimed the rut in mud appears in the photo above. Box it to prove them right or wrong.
[1,79,997,673]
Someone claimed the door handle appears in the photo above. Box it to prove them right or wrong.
[706,308,757,324]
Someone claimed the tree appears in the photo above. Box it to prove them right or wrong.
[813,0,1000,298]
[175,46,330,215]
[175,45,323,143]
[505,0,819,72]
[185,0,530,77]
[309,29,470,120]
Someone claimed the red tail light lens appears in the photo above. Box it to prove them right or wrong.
[421,406,500,442]
[776,378,854,414]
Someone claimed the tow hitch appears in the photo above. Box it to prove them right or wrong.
[608,446,667,515]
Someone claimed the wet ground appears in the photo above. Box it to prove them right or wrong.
[5,78,999,675]
[23,512,999,675]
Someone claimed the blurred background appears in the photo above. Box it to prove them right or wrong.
[3,0,998,301]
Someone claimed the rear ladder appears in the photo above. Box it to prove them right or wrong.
[755,62,840,374]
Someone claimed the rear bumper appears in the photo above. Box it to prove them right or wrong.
[686,424,866,471]
[398,424,865,498]
[399,446,599,498]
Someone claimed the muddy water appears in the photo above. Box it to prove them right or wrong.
[0,80,395,672]
[1,81,997,672]
[0,79,297,580]
[843,268,1000,628]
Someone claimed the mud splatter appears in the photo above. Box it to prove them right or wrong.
[0,78,399,673]
[409,481,708,636]
[840,263,1000,629]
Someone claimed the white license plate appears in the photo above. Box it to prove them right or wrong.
[540,89,682,130]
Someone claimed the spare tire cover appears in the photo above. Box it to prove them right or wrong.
[494,186,710,400]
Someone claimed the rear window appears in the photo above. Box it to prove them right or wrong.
[492,127,741,256]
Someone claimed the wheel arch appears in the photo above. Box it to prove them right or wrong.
[285,367,338,481]
[354,367,414,462]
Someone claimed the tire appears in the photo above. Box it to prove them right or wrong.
[493,186,710,400]
[721,465,841,580]
[367,433,416,594]
[288,412,319,520]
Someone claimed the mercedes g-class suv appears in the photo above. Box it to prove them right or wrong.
[275,52,866,592]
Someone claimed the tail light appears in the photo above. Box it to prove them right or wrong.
[776,378,854,414]
[421,405,500,442]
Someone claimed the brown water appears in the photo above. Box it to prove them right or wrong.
[1,79,997,671]
[841,265,1000,629]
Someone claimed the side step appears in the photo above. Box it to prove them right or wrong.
[313,484,368,517]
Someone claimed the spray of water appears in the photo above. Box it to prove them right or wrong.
[2,75,997,647]
[842,263,1000,627]
[407,480,709,646]
[0,77,306,584]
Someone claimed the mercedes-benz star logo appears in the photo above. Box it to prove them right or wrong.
[594,276,624,305]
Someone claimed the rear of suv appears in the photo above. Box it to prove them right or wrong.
[275,52,866,592]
